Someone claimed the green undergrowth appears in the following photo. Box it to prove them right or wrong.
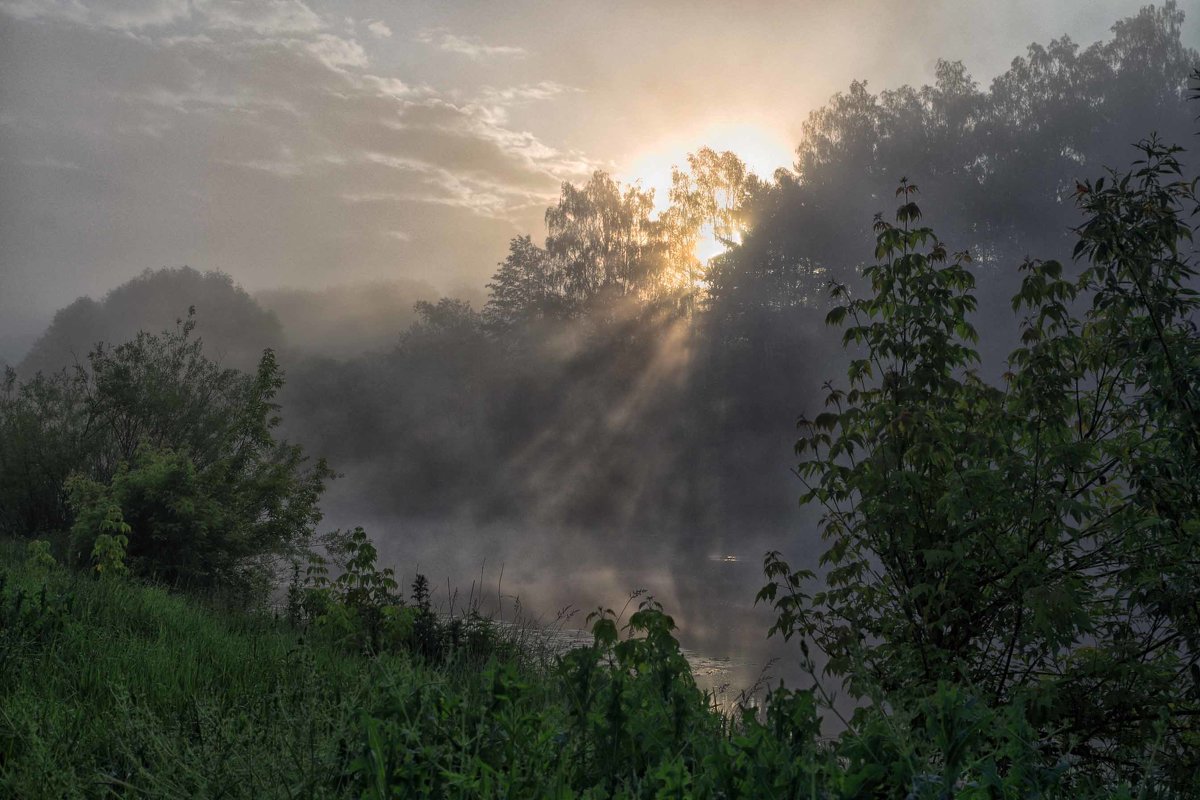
[0,539,1177,798]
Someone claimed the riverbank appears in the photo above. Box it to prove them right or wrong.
[0,539,1139,797]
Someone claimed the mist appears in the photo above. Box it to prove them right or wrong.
[4,1,1198,691]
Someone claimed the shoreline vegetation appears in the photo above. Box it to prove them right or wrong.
[0,538,1117,798]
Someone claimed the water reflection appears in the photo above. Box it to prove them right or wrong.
[323,518,807,698]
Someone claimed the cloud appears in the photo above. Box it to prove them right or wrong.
[416,28,526,60]
[470,81,581,125]
[0,0,592,329]
[350,150,559,218]
[0,0,190,29]
[217,154,305,177]
[479,82,576,105]
[198,0,323,35]
[0,0,326,34]
[365,19,391,39]
[305,32,368,69]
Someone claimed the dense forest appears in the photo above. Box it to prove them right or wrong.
[2,3,1199,796]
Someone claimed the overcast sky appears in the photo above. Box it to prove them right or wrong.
[2,0,1197,360]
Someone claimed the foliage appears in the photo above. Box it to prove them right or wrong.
[271,6,1198,548]
[289,527,511,668]
[483,155,756,333]
[314,592,1129,798]
[22,540,57,577]
[90,530,130,578]
[0,6,1195,796]
[0,365,93,537]
[761,138,1200,790]
[295,526,400,654]
[66,473,131,577]
[544,171,670,310]
[3,540,1183,797]
[709,2,1195,385]
[484,235,559,333]
[1,313,332,593]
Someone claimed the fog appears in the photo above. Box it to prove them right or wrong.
[4,0,1197,691]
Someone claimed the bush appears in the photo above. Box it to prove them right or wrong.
[1,312,332,595]
[761,139,1200,791]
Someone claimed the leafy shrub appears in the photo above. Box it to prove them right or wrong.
[3,314,334,594]
[761,139,1200,791]
[22,540,56,576]
[91,530,130,577]
[65,474,130,576]
[290,527,508,667]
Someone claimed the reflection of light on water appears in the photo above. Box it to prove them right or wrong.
[509,620,753,698]
[337,513,799,705]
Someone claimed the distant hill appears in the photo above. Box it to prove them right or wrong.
[16,267,476,376]
[18,268,284,375]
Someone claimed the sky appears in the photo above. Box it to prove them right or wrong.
[2,0,1198,361]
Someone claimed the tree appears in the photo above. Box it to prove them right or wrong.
[0,365,93,536]
[483,235,557,333]
[669,148,754,248]
[2,312,332,591]
[545,171,668,310]
[663,148,758,312]
[18,267,283,375]
[713,4,1195,359]
[761,141,1199,788]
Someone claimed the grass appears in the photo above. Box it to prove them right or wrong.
[1,539,392,797]
[1,540,1168,798]
[0,539,799,798]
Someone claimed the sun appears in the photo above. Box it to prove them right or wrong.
[692,228,730,263]
[620,121,793,262]
[622,122,794,213]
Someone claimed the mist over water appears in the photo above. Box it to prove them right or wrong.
[316,494,813,693]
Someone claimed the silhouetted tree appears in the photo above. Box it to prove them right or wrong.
[483,235,557,333]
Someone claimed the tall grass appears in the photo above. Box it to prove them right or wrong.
[1,541,1163,798]
[1,540,381,797]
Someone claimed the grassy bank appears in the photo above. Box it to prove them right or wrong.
[1,539,385,797]
[1,539,1179,798]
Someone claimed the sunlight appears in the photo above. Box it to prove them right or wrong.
[621,121,794,216]
[621,121,789,266]
[693,226,737,263]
